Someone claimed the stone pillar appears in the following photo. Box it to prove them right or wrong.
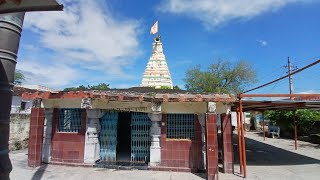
[42,108,53,163]
[28,103,45,167]
[197,114,206,169]
[148,102,162,166]
[206,102,219,180]
[84,109,104,164]
[221,113,234,174]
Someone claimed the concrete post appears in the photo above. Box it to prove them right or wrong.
[197,113,206,169]
[0,12,25,179]
[148,102,162,166]
[84,109,104,164]
[42,108,53,163]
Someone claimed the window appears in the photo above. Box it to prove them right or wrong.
[58,109,82,132]
[166,114,194,140]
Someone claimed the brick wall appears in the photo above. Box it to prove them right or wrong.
[50,109,86,163]
[160,114,203,171]
[28,108,45,167]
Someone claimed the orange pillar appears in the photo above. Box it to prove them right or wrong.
[239,98,247,178]
[236,108,243,175]
[262,111,265,141]
[293,110,298,150]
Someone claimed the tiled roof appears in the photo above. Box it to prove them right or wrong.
[13,86,38,96]
[22,87,235,103]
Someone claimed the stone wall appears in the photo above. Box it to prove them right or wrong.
[9,113,30,150]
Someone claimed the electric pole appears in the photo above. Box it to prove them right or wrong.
[285,57,298,99]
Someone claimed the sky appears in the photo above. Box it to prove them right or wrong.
[17,0,320,94]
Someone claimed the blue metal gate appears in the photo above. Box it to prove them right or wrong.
[99,112,118,161]
[131,112,151,162]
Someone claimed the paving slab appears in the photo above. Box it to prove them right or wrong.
[9,131,320,180]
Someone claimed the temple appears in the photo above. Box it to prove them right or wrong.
[141,36,173,89]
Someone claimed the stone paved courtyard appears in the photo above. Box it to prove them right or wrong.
[10,131,320,180]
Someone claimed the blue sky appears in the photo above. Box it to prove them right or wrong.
[17,0,320,94]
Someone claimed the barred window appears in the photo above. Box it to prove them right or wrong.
[166,114,194,140]
[58,109,82,132]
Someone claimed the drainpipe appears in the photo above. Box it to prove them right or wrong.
[0,12,25,179]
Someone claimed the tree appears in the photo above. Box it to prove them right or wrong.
[266,110,320,136]
[184,60,256,94]
[64,83,110,91]
[14,70,25,85]
[173,85,181,90]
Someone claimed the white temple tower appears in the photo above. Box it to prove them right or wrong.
[141,36,173,89]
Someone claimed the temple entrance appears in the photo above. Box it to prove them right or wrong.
[98,111,151,167]
[117,112,132,161]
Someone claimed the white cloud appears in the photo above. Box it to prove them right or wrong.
[16,60,79,88]
[159,0,311,29]
[257,39,268,47]
[21,0,141,87]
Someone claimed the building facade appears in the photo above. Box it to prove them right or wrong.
[24,90,235,179]
[141,36,173,89]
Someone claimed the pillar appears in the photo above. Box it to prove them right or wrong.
[0,12,25,179]
[206,102,219,180]
[197,114,206,169]
[221,113,234,173]
[42,108,53,163]
[28,99,45,167]
[84,109,104,164]
[149,102,162,166]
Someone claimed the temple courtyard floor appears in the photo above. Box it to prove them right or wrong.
[10,131,320,180]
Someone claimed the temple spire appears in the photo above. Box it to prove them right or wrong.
[141,22,173,89]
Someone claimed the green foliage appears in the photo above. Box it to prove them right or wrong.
[266,109,320,136]
[173,85,181,90]
[14,70,25,85]
[184,60,256,94]
[64,83,110,91]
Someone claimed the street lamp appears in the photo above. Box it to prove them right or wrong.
[0,1,63,179]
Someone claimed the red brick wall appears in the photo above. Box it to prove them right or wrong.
[206,113,219,180]
[160,114,203,170]
[28,108,45,167]
[221,113,234,173]
[50,109,86,163]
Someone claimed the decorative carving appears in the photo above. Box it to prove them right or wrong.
[208,102,216,113]
[32,98,42,108]
[197,114,206,127]
[81,98,92,109]
[151,101,162,112]
[148,113,162,122]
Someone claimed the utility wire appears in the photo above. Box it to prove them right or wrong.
[240,59,320,94]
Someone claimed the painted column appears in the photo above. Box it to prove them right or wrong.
[84,109,104,164]
[197,114,206,169]
[148,102,162,166]
[206,102,219,180]
[42,108,53,163]
[221,111,234,173]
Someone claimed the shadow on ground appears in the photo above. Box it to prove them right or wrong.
[31,164,48,180]
[233,134,320,166]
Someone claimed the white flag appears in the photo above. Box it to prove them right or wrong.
[150,21,158,35]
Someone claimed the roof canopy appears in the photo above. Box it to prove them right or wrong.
[232,94,320,111]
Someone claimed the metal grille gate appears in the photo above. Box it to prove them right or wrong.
[99,112,118,161]
[131,112,151,162]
